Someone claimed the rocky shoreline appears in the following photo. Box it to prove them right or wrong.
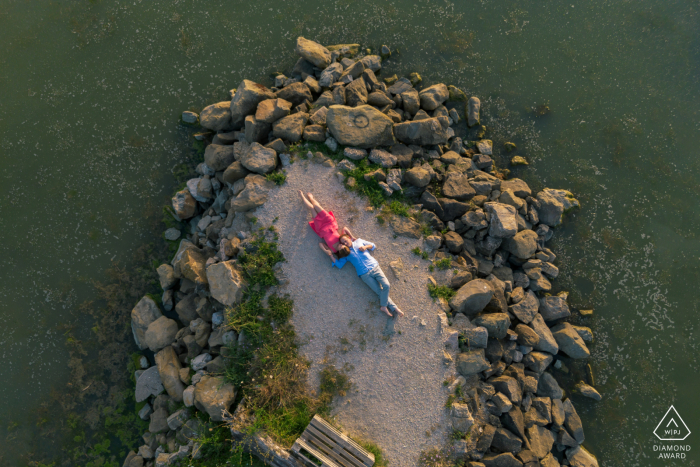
[123,37,600,467]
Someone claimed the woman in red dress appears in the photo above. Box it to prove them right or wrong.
[299,191,354,258]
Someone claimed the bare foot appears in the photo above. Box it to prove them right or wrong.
[380,306,393,317]
[393,307,405,318]
[307,192,316,203]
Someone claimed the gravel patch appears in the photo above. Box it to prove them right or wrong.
[254,159,455,467]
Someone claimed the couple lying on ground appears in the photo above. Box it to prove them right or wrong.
[299,191,405,318]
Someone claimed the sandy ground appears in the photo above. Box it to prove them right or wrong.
[254,158,455,467]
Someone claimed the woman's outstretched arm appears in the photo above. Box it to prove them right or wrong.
[342,226,357,240]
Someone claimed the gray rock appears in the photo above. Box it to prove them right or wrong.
[183,385,195,407]
[191,353,213,371]
[295,36,331,68]
[386,168,402,191]
[199,102,231,131]
[444,173,476,201]
[449,279,494,316]
[255,98,292,124]
[566,446,598,467]
[230,80,276,129]
[536,372,563,399]
[501,179,532,198]
[477,139,493,155]
[345,77,368,107]
[563,398,585,444]
[462,210,488,230]
[492,392,513,414]
[501,406,527,441]
[204,144,235,171]
[175,292,198,325]
[271,112,308,142]
[502,230,539,259]
[451,402,474,432]
[574,382,602,401]
[530,314,559,354]
[476,424,497,453]
[526,268,552,292]
[389,215,422,238]
[135,366,164,402]
[394,117,450,145]
[368,148,397,168]
[240,143,278,174]
[473,313,510,340]
[522,351,552,374]
[551,398,566,431]
[467,97,481,127]
[149,408,169,434]
[484,202,518,238]
[171,189,196,220]
[367,91,393,107]
[418,84,449,111]
[481,452,523,467]
[164,228,181,241]
[131,296,163,350]
[167,408,191,431]
[138,403,153,421]
[194,375,236,422]
[490,375,522,405]
[552,323,590,358]
[230,177,270,212]
[244,115,271,144]
[155,346,184,402]
[404,167,431,187]
[303,124,326,142]
[540,453,560,467]
[536,188,580,227]
[156,264,177,291]
[276,82,313,107]
[326,105,395,148]
[359,55,382,72]
[462,327,488,349]
[492,428,522,454]
[401,89,421,116]
[527,425,555,459]
[456,349,490,376]
[206,260,246,307]
[344,147,368,160]
[539,293,571,321]
[572,325,593,342]
[508,290,539,324]
[318,62,343,87]
[222,161,251,184]
[443,231,463,254]
[515,324,540,347]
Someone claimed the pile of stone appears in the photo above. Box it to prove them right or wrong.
[124,36,598,467]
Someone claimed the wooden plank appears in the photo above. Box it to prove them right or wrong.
[309,416,375,466]
[292,439,339,467]
[302,427,364,467]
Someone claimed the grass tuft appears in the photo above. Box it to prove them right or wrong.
[428,283,456,301]
[266,171,287,185]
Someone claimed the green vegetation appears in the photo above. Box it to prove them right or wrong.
[434,258,452,270]
[266,171,287,185]
[358,440,388,467]
[428,283,456,301]
[188,419,266,467]
[411,247,429,260]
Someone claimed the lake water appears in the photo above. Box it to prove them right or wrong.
[1,0,699,465]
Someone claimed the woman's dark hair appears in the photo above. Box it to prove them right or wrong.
[336,245,350,258]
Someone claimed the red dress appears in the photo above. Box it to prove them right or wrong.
[309,210,340,252]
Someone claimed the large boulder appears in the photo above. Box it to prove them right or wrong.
[255,98,292,124]
[171,189,196,220]
[418,84,449,111]
[491,428,522,454]
[155,346,185,402]
[318,62,343,87]
[404,167,431,187]
[295,37,331,68]
[449,279,494,316]
[222,161,251,184]
[156,264,177,290]
[456,349,490,376]
[240,143,278,174]
[131,296,163,350]
[537,372,563,399]
[481,452,523,467]
[485,202,518,238]
[326,105,395,148]
[174,292,199,325]
[508,290,539,324]
[450,402,474,432]
[536,188,580,227]
[194,375,236,422]
[230,177,270,212]
[563,399,585,444]
[174,248,208,286]
[473,313,511,340]
[393,117,450,145]
[489,376,522,406]
[204,144,236,171]
[388,215,422,238]
[144,316,179,352]
[345,78,368,107]
[551,323,590,358]
[527,425,556,459]
[539,293,571,321]
[401,89,420,115]
[271,113,308,142]
[230,80,276,129]
[276,82,312,107]
[443,173,476,201]
[135,366,165,402]
[244,115,271,144]
[566,446,598,467]
[501,179,532,198]
[530,314,559,355]
[467,97,481,127]
[502,230,538,259]
[206,261,247,306]
[199,101,232,131]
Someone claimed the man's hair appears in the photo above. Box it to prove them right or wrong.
[338,234,352,244]
[336,245,350,258]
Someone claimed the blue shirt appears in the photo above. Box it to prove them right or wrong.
[332,239,378,276]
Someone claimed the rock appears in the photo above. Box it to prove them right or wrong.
[276,82,313,107]
[164,228,181,241]
[481,452,523,467]
[477,140,493,155]
[359,55,381,72]
[523,351,552,375]
[449,279,494,316]
[484,203,518,238]
[155,346,185,402]
[567,446,598,467]
[255,98,292,124]
[199,102,231,131]
[501,179,532,199]
[363,168,386,182]
[511,156,528,166]
[183,385,195,407]
[462,210,488,230]
[191,353,213,371]
[551,398,566,431]
[527,425,555,459]
[540,453,559,467]
[419,84,449,111]
[240,143,278,174]
[425,234,443,250]
[467,97,481,127]
[145,317,179,352]
[457,349,490,376]
[149,408,169,434]
[389,215,422,238]
[345,78,368,107]
[501,406,526,441]
[194,375,236,422]
[230,178,270,212]
[440,150,461,165]
[508,290,539,324]
[530,314,559,355]
[473,313,510,340]
[444,231,464,253]
[344,147,368,160]
[462,327,488,349]
[451,402,474,432]
[572,325,593,343]
[318,62,343,87]
[394,117,450,145]
[492,428,522,454]
[171,189,196,220]
[404,167,431,187]
[515,324,540,347]
[167,408,191,431]
[539,293,571,321]
[295,37,331,68]
[138,404,153,421]
[368,91,393,107]
[492,393,513,414]
[562,399,585,444]
[204,144,235,172]
[222,161,250,184]
[536,188,580,227]
[502,230,538,259]
[337,159,356,172]
[326,105,395,148]
[574,382,601,401]
[230,80,276,129]
[206,260,246,307]
[489,376,522,406]
[368,149,397,168]
[386,168,402,191]
[551,323,590,359]
[131,296,163,350]
[303,124,326,142]
[271,112,308,142]
[174,247,208,286]
[536,372,563,399]
[444,173,476,201]
[389,258,404,278]
[135,366,165,402]
[244,115,271,143]
[401,89,421,116]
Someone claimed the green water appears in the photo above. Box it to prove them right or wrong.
[1,0,699,465]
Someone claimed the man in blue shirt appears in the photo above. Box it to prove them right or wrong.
[324,234,404,318]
